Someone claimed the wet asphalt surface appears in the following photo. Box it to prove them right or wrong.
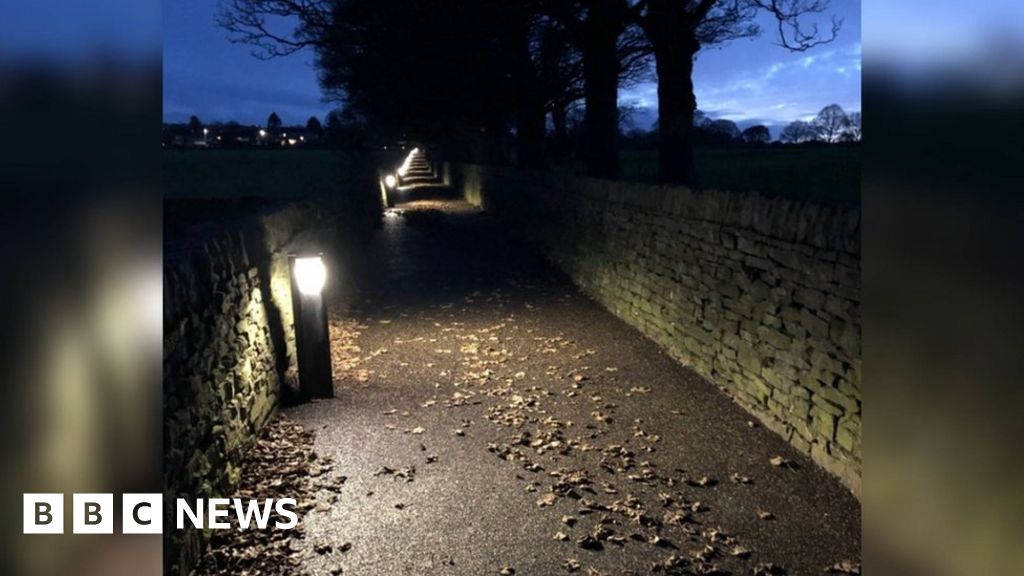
[285,198,861,576]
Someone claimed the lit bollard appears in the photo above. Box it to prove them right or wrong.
[289,254,333,399]
[381,173,397,208]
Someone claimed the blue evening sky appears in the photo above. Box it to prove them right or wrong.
[164,0,861,136]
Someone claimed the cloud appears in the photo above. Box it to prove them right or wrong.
[622,38,861,127]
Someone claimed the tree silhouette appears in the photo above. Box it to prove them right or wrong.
[219,0,651,173]
[844,111,861,142]
[704,119,741,144]
[324,108,366,149]
[188,115,203,138]
[634,0,841,185]
[742,124,771,144]
[218,0,843,182]
[780,119,816,143]
[544,0,647,178]
[813,103,849,143]
[306,116,323,137]
[267,112,282,132]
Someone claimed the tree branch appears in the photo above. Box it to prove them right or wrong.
[750,0,841,52]
[216,0,331,59]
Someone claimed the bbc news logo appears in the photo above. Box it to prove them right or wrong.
[23,494,299,534]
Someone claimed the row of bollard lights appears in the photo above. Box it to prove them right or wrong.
[381,147,421,207]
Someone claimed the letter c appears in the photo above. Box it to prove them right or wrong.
[133,502,152,525]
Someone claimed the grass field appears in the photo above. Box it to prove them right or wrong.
[164,145,860,207]
[163,149,359,199]
[620,145,861,206]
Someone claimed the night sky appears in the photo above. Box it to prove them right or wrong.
[164,1,860,136]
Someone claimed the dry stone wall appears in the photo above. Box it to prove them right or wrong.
[162,203,344,575]
[456,165,861,494]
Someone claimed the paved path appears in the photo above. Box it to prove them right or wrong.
[287,199,860,576]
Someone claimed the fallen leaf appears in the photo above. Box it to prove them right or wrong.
[576,535,602,550]
[753,562,786,575]
[825,560,861,574]
[730,472,752,484]
[730,545,751,558]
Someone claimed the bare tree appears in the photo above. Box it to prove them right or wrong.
[217,0,331,59]
[632,0,841,185]
[780,119,816,143]
[813,103,849,143]
[844,111,861,142]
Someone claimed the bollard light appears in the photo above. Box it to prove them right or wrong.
[289,254,333,399]
[384,174,397,189]
[293,256,327,295]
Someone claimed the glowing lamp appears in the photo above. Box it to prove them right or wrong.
[289,254,333,399]
[384,174,397,188]
[259,129,267,137]
[293,256,326,296]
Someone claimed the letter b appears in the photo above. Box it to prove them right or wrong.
[73,494,113,534]
[24,494,63,534]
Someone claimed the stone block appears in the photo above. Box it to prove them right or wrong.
[800,309,830,341]
[811,407,838,441]
[836,420,860,454]
[794,287,826,309]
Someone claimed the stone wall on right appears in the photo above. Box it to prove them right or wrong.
[457,165,861,494]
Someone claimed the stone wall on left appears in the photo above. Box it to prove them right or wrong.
[162,203,347,576]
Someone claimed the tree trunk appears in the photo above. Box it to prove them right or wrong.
[581,4,622,179]
[654,37,699,186]
[551,102,569,161]
[511,13,547,169]
[517,100,547,168]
